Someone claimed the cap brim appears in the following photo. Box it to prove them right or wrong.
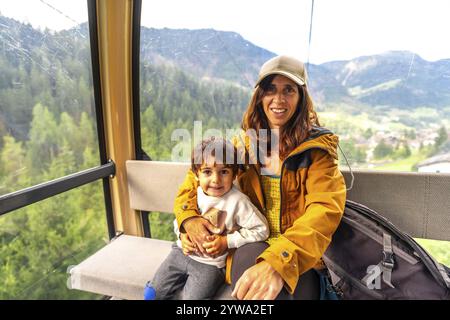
[254,70,306,88]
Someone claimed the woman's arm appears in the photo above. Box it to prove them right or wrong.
[174,169,201,229]
[233,149,346,299]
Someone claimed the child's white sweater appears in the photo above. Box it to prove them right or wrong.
[174,186,269,268]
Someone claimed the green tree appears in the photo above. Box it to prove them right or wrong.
[373,139,393,159]
[393,141,412,159]
[79,112,97,155]
[405,129,416,140]
[0,136,26,192]
[339,139,367,166]
[141,105,161,158]
[58,112,83,166]
[363,128,373,140]
[435,126,448,149]
[426,126,448,157]
[26,104,59,177]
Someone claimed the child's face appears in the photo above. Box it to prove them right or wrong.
[197,161,235,197]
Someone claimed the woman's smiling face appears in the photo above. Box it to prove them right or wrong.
[262,75,300,129]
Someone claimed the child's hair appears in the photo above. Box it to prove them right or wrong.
[191,137,239,176]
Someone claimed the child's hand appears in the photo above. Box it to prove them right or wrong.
[180,233,198,255]
[202,235,228,257]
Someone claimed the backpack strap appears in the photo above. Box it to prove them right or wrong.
[381,233,395,289]
[359,233,395,289]
[436,263,450,288]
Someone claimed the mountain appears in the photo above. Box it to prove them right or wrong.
[139,27,364,107]
[139,28,450,109]
[140,27,274,87]
[321,51,450,108]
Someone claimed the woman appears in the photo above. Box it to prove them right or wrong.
[174,55,346,300]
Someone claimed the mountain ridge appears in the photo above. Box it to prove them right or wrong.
[1,14,450,110]
[138,26,450,109]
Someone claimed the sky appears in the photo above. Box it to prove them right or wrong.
[1,0,450,64]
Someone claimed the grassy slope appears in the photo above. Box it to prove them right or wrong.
[415,238,450,267]
[371,152,425,172]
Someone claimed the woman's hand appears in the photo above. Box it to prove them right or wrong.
[202,235,228,257]
[231,261,284,300]
[179,233,198,255]
[182,216,221,256]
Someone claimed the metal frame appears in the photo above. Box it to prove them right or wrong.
[0,161,115,217]
[132,0,144,161]
[131,0,152,238]
[87,0,116,240]
[0,1,117,241]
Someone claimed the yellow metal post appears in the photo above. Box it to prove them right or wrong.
[95,0,143,236]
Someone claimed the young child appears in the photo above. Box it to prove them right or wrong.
[146,137,269,300]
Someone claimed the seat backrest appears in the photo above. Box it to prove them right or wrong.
[343,170,450,241]
[126,160,450,241]
[126,160,190,213]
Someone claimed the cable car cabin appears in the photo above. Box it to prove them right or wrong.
[1,1,450,300]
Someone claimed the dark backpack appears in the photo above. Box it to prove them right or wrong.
[323,200,450,300]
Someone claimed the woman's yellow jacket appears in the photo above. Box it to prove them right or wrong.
[174,128,347,294]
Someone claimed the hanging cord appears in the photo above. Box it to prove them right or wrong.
[39,0,85,38]
[214,30,254,88]
[306,0,315,73]
[305,0,352,190]
[338,143,355,191]
[404,52,415,85]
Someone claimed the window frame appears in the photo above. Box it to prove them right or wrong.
[0,0,118,241]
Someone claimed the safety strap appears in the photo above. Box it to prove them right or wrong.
[381,233,395,288]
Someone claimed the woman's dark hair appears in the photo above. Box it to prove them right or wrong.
[241,74,321,161]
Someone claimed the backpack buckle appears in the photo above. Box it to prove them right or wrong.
[382,251,395,269]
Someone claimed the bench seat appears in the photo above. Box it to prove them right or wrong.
[68,234,232,300]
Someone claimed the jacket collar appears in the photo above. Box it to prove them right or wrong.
[236,126,339,165]
[288,127,339,160]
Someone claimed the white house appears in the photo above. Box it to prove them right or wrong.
[417,153,450,173]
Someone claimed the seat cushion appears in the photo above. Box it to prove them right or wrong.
[68,235,232,300]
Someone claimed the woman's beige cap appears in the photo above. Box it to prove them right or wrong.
[255,55,307,87]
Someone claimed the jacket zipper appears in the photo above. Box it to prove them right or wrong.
[255,165,266,212]
[242,132,266,213]
[276,128,334,231]
[251,128,334,232]
[278,146,329,233]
